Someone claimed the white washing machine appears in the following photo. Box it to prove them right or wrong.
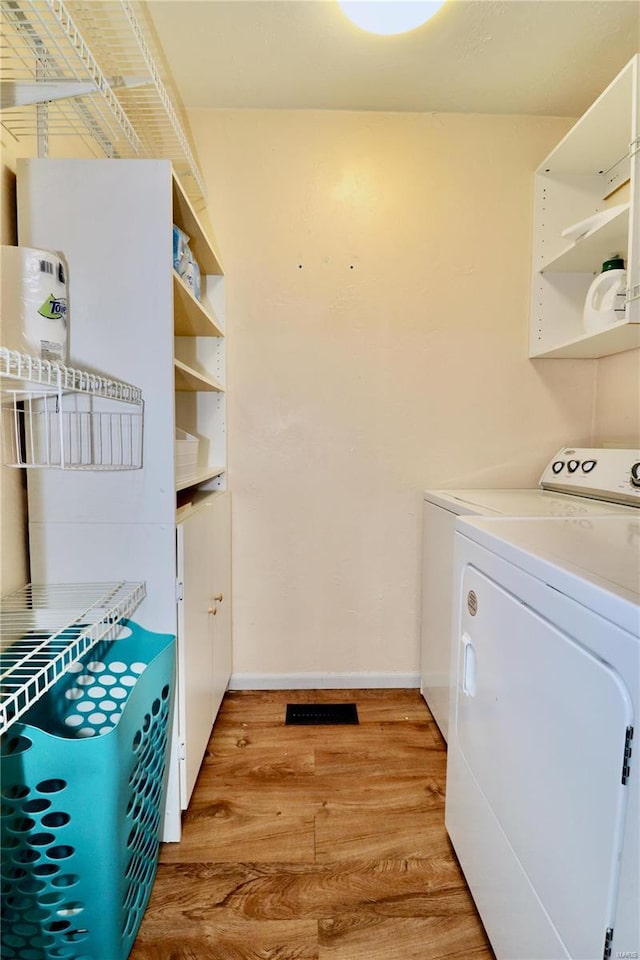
[420,447,640,740]
[445,513,640,960]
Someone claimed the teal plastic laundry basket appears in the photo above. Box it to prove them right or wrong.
[0,620,176,960]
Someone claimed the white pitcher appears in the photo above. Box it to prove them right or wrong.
[583,256,627,334]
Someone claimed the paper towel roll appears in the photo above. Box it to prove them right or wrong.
[1,245,69,363]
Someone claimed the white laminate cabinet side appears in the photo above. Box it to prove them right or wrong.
[176,504,216,809]
[210,491,232,721]
[529,55,639,359]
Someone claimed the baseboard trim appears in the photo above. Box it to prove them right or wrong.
[229,672,421,691]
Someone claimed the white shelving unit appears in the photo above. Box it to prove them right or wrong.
[0,580,145,733]
[174,358,224,394]
[529,55,640,359]
[176,466,225,493]
[173,271,224,338]
[17,157,232,842]
[0,346,144,469]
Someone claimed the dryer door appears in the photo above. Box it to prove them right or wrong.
[456,566,633,960]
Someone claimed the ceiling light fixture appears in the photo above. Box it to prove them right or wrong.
[337,1,446,36]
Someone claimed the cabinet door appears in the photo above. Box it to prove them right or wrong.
[176,506,215,808]
[210,491,232,719]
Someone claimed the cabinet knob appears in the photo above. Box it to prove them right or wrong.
[208,606,217,616]
[213,593,224,603]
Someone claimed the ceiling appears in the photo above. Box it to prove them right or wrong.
[145,0,639,117]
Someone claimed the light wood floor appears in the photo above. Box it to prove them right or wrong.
[131,689,495,960]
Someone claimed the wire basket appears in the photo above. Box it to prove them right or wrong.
[0,620,175,960]
[0,348,144,470]
[1,391,143,469]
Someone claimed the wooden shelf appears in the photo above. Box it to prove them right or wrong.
[530,319,640,359]
[176,466,225,492]
[176,489,223,521]
[540,206,629,274]
[173,271,224,337]
[174,358,224,392]
[172,172,223,276]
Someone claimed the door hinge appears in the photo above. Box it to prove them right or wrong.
[603,927,614,960]
[622,726,634,785]
[178,738,186,761]
[176,580,184,603]
[630,136,640,159]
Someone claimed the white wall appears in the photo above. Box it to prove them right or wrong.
[594,350,640,447]
[189,108,600,682]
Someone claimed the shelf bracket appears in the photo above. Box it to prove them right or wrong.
[0,76,150,110]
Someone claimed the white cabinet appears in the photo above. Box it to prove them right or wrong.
[176,491,231,808]
[209,491,232,721]
[529,55,640,359]
[17,158,231,841]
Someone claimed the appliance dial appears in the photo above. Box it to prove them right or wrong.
[567,460,580,473]
[581,460,597,473]
[552,461,564,474]
[631,462,640,488]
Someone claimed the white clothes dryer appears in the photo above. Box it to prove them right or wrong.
[445,514,640,960]
[420,447,639,740]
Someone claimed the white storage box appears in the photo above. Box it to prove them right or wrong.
[175,428,199,482]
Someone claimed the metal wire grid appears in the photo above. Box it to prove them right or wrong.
[0,580,146,733]
[1,0,143,159]
[0,347,143,403]
[0,348,144,469]
[1,0,206,205]
[1,392,144,468]
[82,0,206,199]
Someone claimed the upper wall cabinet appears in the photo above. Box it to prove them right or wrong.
[529,55,640,359]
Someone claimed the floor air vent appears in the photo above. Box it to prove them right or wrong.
[285,703,359,725]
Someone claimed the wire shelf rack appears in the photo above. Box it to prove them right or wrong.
[0,580,146,734]
[1,346,143,402]
[0,0,206,207]
[0,347,144,468]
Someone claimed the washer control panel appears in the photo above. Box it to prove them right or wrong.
[540,448,640,507]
